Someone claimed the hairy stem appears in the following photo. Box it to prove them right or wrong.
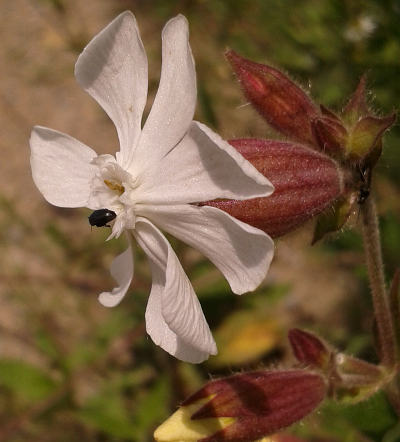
[361,196,396,368]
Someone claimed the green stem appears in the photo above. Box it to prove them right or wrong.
[360,196,396,368]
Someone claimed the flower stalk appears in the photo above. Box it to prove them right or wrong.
[360,195,397,369]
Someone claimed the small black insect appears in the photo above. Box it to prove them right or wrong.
[358,186,370,205]
[357,166,372,205]
[88,209,117,228]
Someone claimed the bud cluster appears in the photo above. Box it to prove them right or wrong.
[154,328,394,442]
[207,51,395,241]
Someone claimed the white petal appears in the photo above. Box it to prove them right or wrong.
[139,121,274,205]
[30,126,97,208]
[98,239,134,307]
[75,11,148,167]
[134,218,216,363]
[144,278,214,364]
[141,204,274,294]
[134,15,196,171]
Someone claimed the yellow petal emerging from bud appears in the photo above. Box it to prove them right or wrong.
[154,398,234,442]
[157,371,326,442]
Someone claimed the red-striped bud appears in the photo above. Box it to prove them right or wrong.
[226,50,320,147]
[187,370,326,442]
[312,116,348,157]
[289,329,331,371]
[155,370,326,442]
[205,139,346,238]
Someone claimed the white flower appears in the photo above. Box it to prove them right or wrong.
[29,11,274,363]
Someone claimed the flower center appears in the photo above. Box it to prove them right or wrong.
[89,155,138,239]
[104,179,125,195]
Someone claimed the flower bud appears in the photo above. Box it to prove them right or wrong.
[154,370,326,442]
[345,114,396,164]
[289,329,391,405]
[335,353,385,382]
[340,75,396,165]
[226,50,320,147]
[311,116,348,157]
[333,353,389,404]
[342,75,369,126]
[205,139,346,238]
[154,398,234,442]
[288,329,331,370]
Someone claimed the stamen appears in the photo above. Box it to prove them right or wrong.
[104,179,125,195]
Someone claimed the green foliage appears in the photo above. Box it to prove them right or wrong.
[323,392,397,438]
[77,382,138,439]
[130,376,170,440]
[77,375,169,441]
[0,359,58,402]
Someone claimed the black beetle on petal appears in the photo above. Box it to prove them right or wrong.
[88,209,117,228]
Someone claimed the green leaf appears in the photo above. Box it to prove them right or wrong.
[131,376,170,440]
[77,372,168,440]
[77,382,137,438]
[383,421,400,442]
[323,392,397,436]
[66,310,133,370]
[0,359,57,402]
[340,392,397,434]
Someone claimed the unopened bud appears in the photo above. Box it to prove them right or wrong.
[154,397,234,442]
[226,50,320,147]
[341,75,396,165]
[346,114,396,163]
[335,353,384,382]
[342,75,369,126]
[155,370,326,442]
[333,353,389,403]
[204,139,346,238]
[312,116,348,156]
[289,329,331,370]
